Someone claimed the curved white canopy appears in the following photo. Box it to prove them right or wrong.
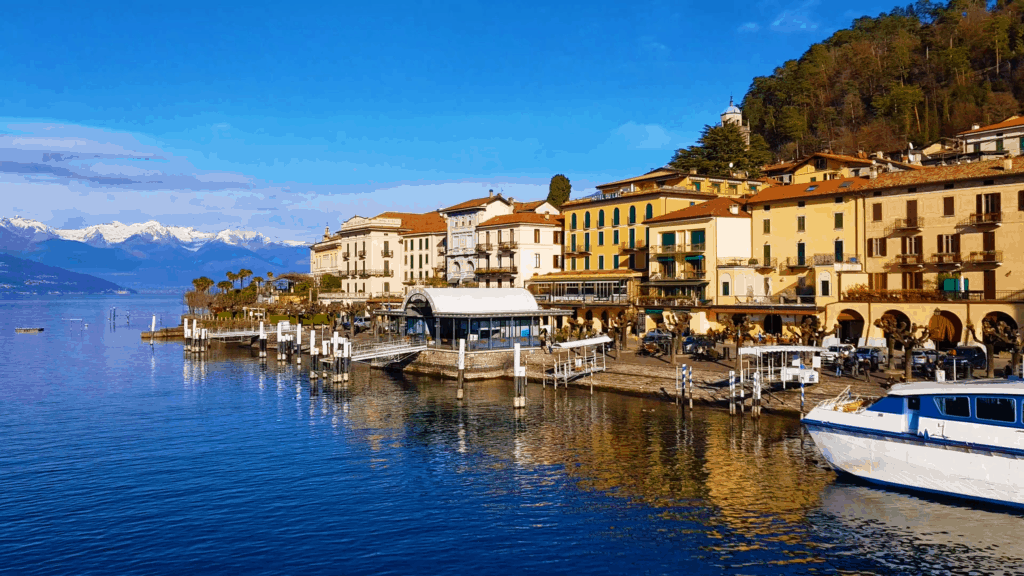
[738,345,827,357]
[402,288,540,315]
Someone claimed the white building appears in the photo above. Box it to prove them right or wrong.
[958,116,1024,159]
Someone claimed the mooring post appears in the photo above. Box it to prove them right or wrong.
[729,370,736,415]
[457,338,466,400]
[309,328,317,371]
[687,364,693,409]
[184,322,191,353]
[753,373,762,418]
[800,377,805,415]
[259,321,267,358]
[342,339,351,383]
[295,325,302,365]
[321,340,329,379]
[276,322,283,361]
[740,376,745,414]
[675,365,682,406]
[513,343,526,409]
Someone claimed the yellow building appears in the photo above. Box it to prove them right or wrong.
[530,167,769,330]
[764,152,919,185]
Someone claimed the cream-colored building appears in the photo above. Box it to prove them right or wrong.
[439,191,558,285]
[763,152,919,185]
[398,212,447,290]
[474,212,564,288]
[957,116,1024,159]
[311,215,403,303]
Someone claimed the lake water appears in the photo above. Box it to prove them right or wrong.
[2,295,1024,575]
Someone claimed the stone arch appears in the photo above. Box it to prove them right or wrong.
[585,309,594,321]
[465,261,475,272]
[981,311,1017,353]
[880,309,912,351]
[837,308,865,344]
[452,261,461,274]
[928,309,963,351]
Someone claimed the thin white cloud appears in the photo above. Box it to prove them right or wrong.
[770,0,821,32]
[612,122,675,151]
[737,22,761,33]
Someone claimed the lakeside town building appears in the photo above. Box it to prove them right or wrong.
[438,191,561,288]
[955,116,1024,160]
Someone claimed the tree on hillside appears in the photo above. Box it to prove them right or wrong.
[238,269,253,288]
[547,174,572,208]
[217,280,233,294]
[668,123,773,178]
[226,271,239,289]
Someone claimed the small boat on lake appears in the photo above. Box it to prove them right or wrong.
[15,327,45,333]
[803,378,1024,508]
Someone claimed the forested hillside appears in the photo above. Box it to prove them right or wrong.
[742,0,1024,158]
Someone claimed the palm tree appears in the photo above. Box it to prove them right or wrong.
[252,276,263,295]
[238,268,253,288]
[226,271,238,289]
[217,280,233,294]
[266,271,274,295]
[192,276,215,293]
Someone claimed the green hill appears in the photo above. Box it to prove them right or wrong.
[0,253,134,295]
[742,0,1024,157]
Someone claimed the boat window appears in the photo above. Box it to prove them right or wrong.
[975,397,1016,423]
[934,396,971,418]
[907,396,920,410]
[866,396,904,414]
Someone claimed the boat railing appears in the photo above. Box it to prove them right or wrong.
[814,385,868,412]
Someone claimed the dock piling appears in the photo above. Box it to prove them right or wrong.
[457,338,465,400]
[259,322,267,358]
[513,343,526,409]
[295,325,302,365]
[729,371,736,415]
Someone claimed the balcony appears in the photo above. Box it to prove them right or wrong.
[887,253,924,268]
[754,257,777,272]
[357,249,367,259]
[842,287,1024,303]
[381,249,394,258]
[437,246,447,256]
[784,257,811,270]
[565,245,592,256]
[657,243,705,254]
[928,252,963,266]
[886,216,925,235]
[475,243,493,253]
[342,251,351,260]
[637,295,704,308]
[475,266,518,276]
[733,294,816,306]
[647,270,707,283]
[498,241,518,253]
[533,293,631,304]
[958,212,1002,229]
[968,250,1003,266]
[619,241,648,253]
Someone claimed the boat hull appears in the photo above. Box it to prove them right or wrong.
[805,421,1024,508]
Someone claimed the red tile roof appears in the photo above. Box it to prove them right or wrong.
[376,211,447,235]
[745,177,866,204]
[440,194,509,213]
[513,200,547,212]
[958,116,1024,135]
[478,213,562,227]
[643,197,749,224]
[596,168,683,189]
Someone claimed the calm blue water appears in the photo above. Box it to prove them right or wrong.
[2,295,1024,575]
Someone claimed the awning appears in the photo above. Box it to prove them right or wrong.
[837,312,859,321]
[657,256,675,261]
[645,308,663,314]
[685,255,704,262]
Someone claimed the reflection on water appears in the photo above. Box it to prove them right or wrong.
[4,296,1024,575]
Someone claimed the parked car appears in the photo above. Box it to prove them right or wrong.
[911,349,940,367]
[855,347,888,371]
[681,336,699,354]
[941,346,987,372]
[642,329,672,344]
[822,344,856,365]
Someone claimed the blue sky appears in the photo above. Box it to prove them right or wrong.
[0,0,901,242]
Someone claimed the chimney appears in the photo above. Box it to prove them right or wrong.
[1004,158,1013,171]
[972,123,981,130]
[544,213,550,220]
[869,166,879,179]
[488,189,494,198]
[728,204,739,215]
[689,168,697,175]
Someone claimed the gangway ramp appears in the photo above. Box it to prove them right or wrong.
[544,335,611,392]
[350,336,427,364]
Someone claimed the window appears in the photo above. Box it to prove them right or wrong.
[729,184,738,193]
[868,238,887,257]
[814,157,827,170]
[694,182,701,192]
[937,234,960,254]
[598,255,604,270]
[584,256,590,270]
[797,201,805,208]
[571,258,577,271]
[1019,190,1024,211]
[722,281,730,296]
[810,177,817,182]
[553,255,560,268]
[834,213,844,229]
[629,206,636,224]
[976,397,1016,423]
[797,215,806,232]
[613,230,619,245]
[534,229,540,243]
[934,396,971,418]
[749,184,758,192]
[944,183,954,190]
[598,231,604,246]
[764,204,771,212]
[554,231,561,244]
[584,212,591,228]
[869,273,888,290]
[584,233,590,251]
[763,244,771,263]
[763,219,771,234]
[534,254,540,268]
[806,185,818,192]
[835,196,843,203]
[997,139,1005,152]
[571,214,577,230]
[613,255,620,268]
[570,234,577,251]
[944,197,955,216]
[820,278,830,296]
[872,203,882,221]
[598,210,605,227]
[613,208,620,226]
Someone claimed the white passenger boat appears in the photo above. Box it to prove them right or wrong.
[803,379,1024,508]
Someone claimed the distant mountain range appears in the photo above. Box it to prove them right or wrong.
[0,217,311,291]
[0,253,135,295]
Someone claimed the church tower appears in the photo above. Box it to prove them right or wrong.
[720,98,751,147]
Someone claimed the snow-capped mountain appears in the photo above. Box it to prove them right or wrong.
[0,217,60,243]
[1,217,309,250]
